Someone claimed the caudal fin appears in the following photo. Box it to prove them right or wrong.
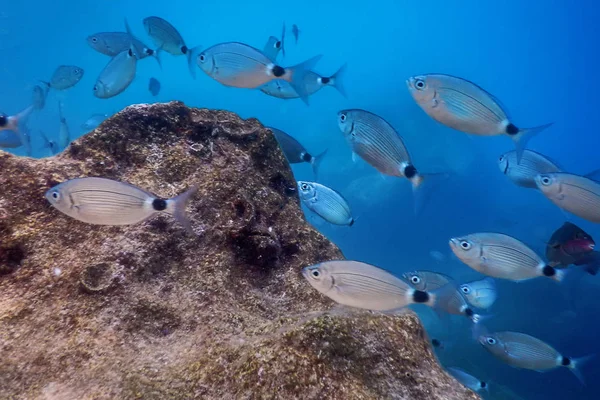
[153,50,162,69]
[329,63,348,98]
[186,46,202,79]
[167,186,198,234]
[280,22,286,58]
[513,122,553,164]
[411,172,449,217]
[310,149,328,179]
[287,54,323,105]
[568,354,594,385]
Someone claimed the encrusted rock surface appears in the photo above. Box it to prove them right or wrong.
[0,101,479,399]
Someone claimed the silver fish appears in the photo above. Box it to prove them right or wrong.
[0,106,33,136]
[45,177,197,232]
[292,24,300,44]
[407,74,552,163]
[148,77,160,96]
[499,150,561,189]
[479,331,589,384]
[536,172,600,223]
[302,260,436,311]
[58,101,70,150]
[44,65,84,90]
[196,42,321,104]
[297,181,354,226]
[449,233,564,282]
[459,277,497,309]
[403,270,453,291]
[93,48,137,99]
[261,64,347,100]
[143,16,197,78]
[447,367,488,393]
[269,128,327,177]
[263,22,286,61]
[434,284,483,322]
[32,85,49,110]
[40,131,59,155]
[19,120,32,157]
[81,113,110,132]
[0,130,22,148]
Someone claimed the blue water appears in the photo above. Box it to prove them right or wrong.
[2,1,600,398]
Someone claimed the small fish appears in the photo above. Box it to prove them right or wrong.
[337,109,443,214]
[302,260,436,311]
[260,64,347,100]
[459,277,497,309]
[93,48,137,99]
[143,16,198,78]
[32,85,49,110]
[407,74,552,162]
[479,331,591,384]
[43,65,84,90]
[45,177,197,232]
[297,181,354,226]
[434,284,483,322]
[196,42,321,104]
[498,150,561,189]
[269,127,327,177]
[536,172,600,223]
[449,233,564,282]
[40,131,59,155]
[403,270,452,291]
[148,77,161,96]
[447,367,488,393]
[58,101,70,150]
[263,22,286,61]
[292,24,300,44]
[81,113,110,132]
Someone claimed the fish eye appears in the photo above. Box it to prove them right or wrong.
[93,85,98,92]
[339,113,347,123]
[51,191,60,200]
[301,183,309,191]
[91,37,98,43]
[486,337,496,345]
[460,240,471,250]
[275,41,281,49]
[74,69,80,75]
[311,270,320,278]
[541,176,552,186]
[411,276,421,284]
[461,285,471,294]
[415,79,426,90]
[498,155,504,162]
[0,114,7,127]
[198,54,206,63]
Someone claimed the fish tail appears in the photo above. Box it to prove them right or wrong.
[411,171,449,217]
[512,122,553,164]
[39,80,51,89]
[280,22,286,58]
[310,149,328,179]
[153,50,162,69]
[167,185,198,234]
[186,45,202,79]
[568,354,594,385]
[329,63,348,98]
[286,54,323,105]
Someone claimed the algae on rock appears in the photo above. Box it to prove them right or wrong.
[0,102,479,399]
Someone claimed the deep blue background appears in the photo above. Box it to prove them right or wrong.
[2,1,599,398]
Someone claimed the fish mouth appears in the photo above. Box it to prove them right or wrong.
[449,238,459,248]
[406,77,414,88]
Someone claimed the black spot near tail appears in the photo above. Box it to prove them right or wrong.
[465,308,474,317]
[543,265,556,277]
[181,45,188,54]
[481,382,488,389]
[349,219,355,227]
[152,199,167,211]
[431,339,441,348]
[562,357,571,366]
[302,152,312,162]
[506,123,519,135]
[321,76,331,85]
[404,164,417,179]
[412,290,430,303]
[272,66,285,77]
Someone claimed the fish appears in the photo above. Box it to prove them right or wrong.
[142,16,198,78]
[449,233,564,282]
[81,113,110,132]
[269,127,327,177]
[406,74,552,162]
[0,106,33,137]
[196,42,322,104]
[43,65,84,90]
[45,177,197,233]
[148,77,161,96]
[479,331,591,384]
[260,64,347,100]
[459,277,497,309]
[32,85,49,110]
[297,181,354,226]
[263,22,286,61]
[498,150,561,189]
[40,131,59,155]
[403,270,453,291]
[337,108,444,214]
[536,172,600,223]
[546,222,599,275]
[58,101,70,150]
[447,367,488,393]
[302,260,436,311]
[93,48,137,99]
[292,24,300,44]
[0,130,23,148]
[19,120,32,157]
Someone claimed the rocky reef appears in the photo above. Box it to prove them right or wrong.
[0,102,479,399]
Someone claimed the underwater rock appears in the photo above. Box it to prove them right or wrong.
[0,102,478,399]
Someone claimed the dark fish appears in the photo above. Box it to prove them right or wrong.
[292,24,300,44]
[546,222,598,275]
[43,65,84,90]
[149,77,161,96]
[32,85,49,110]
[269,127,327,177]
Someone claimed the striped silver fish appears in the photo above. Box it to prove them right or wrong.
[58,101,70,150]
[407,74,552,163]
[43,65,84,90]
[447,368,488,393]
[45,177,197,232]
[499,150,561,189]
[196,42,321,104]
[297,181,354,226]
[536,172,600,223]
[403,270,453,291]
[479,331,590,384]
[263,22,286,61]
[302,260,436,311]
[269,128,327,178]
[449,233,564,282]
[459,277,497,309]
[261,64,347,100]
[93,48,137,99]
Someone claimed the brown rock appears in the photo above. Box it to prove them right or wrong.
[0,101,479,400]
